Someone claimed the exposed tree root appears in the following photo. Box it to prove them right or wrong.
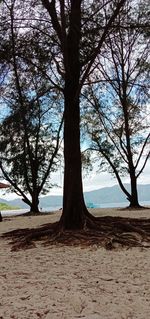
[1,215,150,251]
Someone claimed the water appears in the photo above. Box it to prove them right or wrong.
[1,206,61,217]
[89,201,150,209]
[1,209,29,217]
[1,201,150,217]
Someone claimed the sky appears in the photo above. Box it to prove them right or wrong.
[0,158,149,200]
[50,159,150,195]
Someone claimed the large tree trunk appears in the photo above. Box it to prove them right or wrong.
[60,1,88,229]
[61,84,87,229]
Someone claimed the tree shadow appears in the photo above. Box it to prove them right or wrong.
[1,215,150,251]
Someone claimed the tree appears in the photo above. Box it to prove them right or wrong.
[83,2,150,207]
[37,0,126,229]
[2,1,150,251]
[0,0,63,212]
[0,100,63,212]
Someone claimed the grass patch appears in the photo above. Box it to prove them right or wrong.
[0,202,20,210]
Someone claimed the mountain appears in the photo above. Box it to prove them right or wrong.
[1,184,150,209]
[84,184,150,205]
[84,185,127,204]
[4,195,63,209]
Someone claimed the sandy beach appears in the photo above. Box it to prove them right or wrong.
[0,208,150,319]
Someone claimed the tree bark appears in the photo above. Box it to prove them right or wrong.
[22,191,40,213]
[61,84,87,229]
[129,171,140,208]
[30,190,40,213]
[40,0,127,228]
[60,1,88,229]
[122,96,140,208]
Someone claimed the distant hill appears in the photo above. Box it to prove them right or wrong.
[1,183,150,209]
[84,184,150,205]
[4,195,63,209]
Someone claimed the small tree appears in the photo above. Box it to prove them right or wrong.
[83,3,150,207]
[0,101,63,212]
[0,0,63,212]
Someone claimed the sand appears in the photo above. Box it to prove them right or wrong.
[0,208,150,319]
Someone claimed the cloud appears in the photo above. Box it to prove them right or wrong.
[0,159,149,200]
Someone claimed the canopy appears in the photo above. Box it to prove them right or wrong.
[0,182,10,188]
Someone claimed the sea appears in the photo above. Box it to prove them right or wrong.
[1,201,150,217]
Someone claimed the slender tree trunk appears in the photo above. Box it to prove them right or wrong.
[22,193,39,213]
[129,170,140,208]
[124,125,140,207]
[122,97,140,208]
[30,191,40,213]
[0,212,2,222]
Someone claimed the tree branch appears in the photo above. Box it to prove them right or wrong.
[136,152,150,178]
[84,147,131,200]
[79,0,126,91]
[41,0,62,41]
[0,162,32,207]
[135,133,150,170]
[39,115,64,192]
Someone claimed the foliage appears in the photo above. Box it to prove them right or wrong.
[0,0,63,211]
[82,0,150,206]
